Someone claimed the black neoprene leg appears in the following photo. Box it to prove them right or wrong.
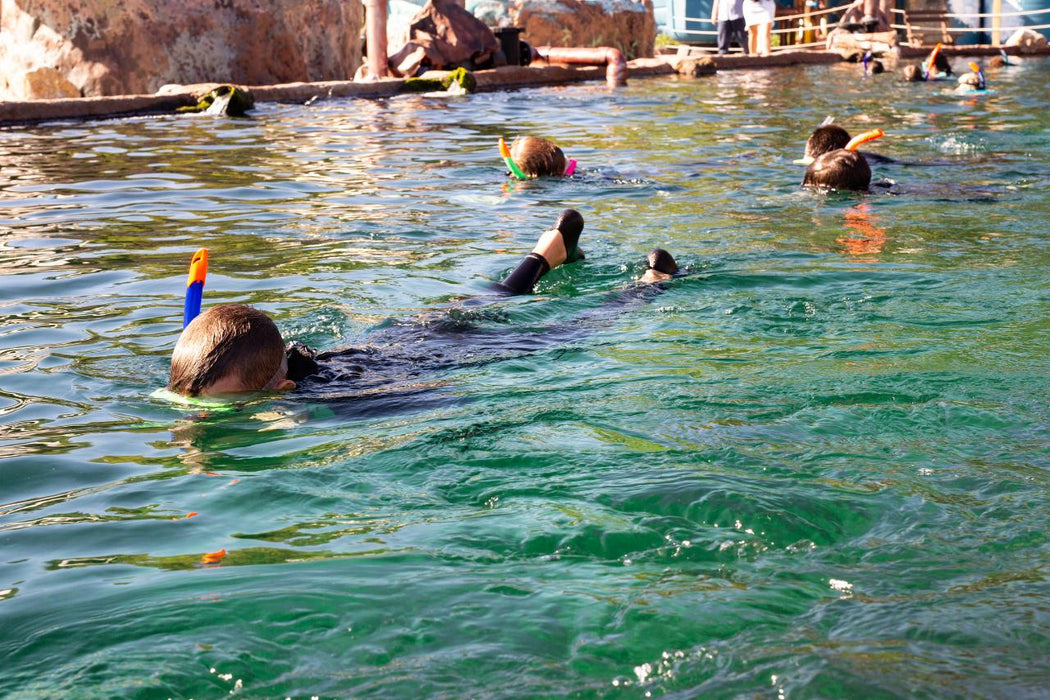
[494,209,585,295]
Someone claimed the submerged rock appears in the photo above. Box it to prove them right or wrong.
[0,0,363,100]
[176,85,255,117]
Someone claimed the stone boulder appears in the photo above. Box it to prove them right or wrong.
[0,0,363,100]
[470,0,656,59]
[387,0,501,76]
[1005,28,1048,54]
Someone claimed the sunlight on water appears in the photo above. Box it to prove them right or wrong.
[1,58,1049,697]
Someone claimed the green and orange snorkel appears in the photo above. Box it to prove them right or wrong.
[499,137,529,180]
[844,128,885,152]
[183,248,208,327]
[499,137,578,179]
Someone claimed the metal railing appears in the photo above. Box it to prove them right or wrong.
[666,3,1050,50]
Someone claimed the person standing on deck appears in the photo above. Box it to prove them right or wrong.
[712,0,749,55]
[743,0,776,56]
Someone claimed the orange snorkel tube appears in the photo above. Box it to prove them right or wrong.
[183,248,208,328]
[845,129,885,151]
[923,42,943,79]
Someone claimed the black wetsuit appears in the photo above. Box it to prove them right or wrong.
[283,209,610,410]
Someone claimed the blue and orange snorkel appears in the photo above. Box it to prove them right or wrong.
[968,61,986,90]
[183,248,208,328]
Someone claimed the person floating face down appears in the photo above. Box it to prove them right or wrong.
[167,210,681,398]
[802,129,886,191]
[502,136,576,179]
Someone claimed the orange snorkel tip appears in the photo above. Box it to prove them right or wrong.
[186,248,208,287]
[845,128,885,151]
[183,248,208,328]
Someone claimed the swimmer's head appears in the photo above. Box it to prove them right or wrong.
[801,124,851,164]
[988,54,1008,69]
[959,63,986,89]
[870,59,885,74]
[640,248,679,284]
[802,149,871,191]
[932,52,953,75]
[168,304,295,397]
[902,64,924,81]
[510,136,567,178]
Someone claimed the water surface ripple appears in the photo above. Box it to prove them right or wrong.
[1,61,1049,697]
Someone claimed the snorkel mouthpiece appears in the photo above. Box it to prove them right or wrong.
[845,128,885,151]
[499,137,529,180]
[183,248,208,328]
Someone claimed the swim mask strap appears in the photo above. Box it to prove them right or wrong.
[845,128,885,151]
[183,248,208,328]
[564,159,578,177]
[499,137,529,180]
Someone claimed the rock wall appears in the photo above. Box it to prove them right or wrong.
[0,0,363,100]
[471,0,656,59]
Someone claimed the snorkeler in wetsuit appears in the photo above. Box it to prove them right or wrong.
[165,209,680,405]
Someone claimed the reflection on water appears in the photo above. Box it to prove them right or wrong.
[0,60,1049,697]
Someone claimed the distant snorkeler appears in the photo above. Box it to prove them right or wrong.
[802,128,885,191]
[954,61,989,93]
[862,50,885,74]
[902,42,954,81]
[988,49,1010,69]
[499,136,578,179]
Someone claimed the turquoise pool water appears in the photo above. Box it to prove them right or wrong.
[1,59,1048,697]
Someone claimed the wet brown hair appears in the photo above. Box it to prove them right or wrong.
[510,136,567,177]
[805,125,851,161]
[802,149,871,191]
[902,64,924,81]
[168,304,285,396]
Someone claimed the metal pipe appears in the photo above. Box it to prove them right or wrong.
[533,46,628,87]
[365,0,389,80]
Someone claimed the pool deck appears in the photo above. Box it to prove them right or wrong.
[1,45,1046,127]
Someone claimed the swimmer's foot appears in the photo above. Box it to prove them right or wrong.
[640,248,679,284]
[532,208,585,269]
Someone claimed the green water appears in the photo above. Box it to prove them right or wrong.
[1,60,1049,697]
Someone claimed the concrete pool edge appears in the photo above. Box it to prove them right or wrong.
[1,47,1046,127]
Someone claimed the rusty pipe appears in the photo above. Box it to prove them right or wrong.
[364,0,389,79]
[533,46,627,87]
